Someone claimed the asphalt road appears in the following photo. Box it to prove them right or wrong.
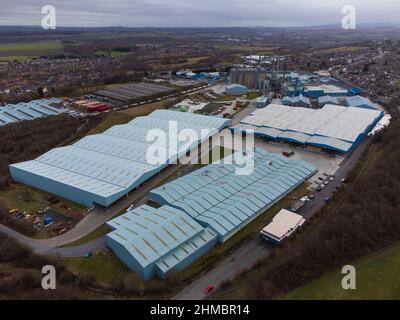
[172,138,371,300]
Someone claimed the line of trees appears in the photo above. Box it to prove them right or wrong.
[0,228,91,299]
[245,118,400,299]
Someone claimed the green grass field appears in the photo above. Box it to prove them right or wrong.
[61,224,111,248]
[64,254,130,286]
[0,55,33,62]
[88,112,134,135]
[0,41,63,51]
[246,91,261,100]
[283,242,400,300]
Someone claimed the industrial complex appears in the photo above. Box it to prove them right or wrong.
[107,148,317,279]
[9,110,230,207]
[232,104,383,153]
[0,98,64,126]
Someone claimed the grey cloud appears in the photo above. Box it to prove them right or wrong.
[0,0,398,27]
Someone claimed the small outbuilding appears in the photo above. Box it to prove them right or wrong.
[260,209,305,244]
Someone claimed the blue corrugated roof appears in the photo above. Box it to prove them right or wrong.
[0,98,64,126]
[107,204,217,271]
[150,148,317,241]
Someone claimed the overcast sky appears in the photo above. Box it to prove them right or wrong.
[0,0,399,27]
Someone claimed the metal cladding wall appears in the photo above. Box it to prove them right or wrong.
[9,110,230,207]
[10,165,117,207]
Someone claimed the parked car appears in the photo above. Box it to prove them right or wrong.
[324,197,332,204]
[204,284,214,295]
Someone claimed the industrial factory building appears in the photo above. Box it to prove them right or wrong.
[94,82,177,105]
[232,104,383,153]
[229,66,266,90]
[303,84,349,98]
[150,148,317,243]
[318,95,340,107]
[345,95,378,110]
[10,110,230,207]
[256,96,268,108]
[107,148,316,280]
[0,98,64,126]
[282,95,311,108]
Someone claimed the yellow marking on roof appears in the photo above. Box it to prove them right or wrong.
[135,222,148,230]
[181,246,189,254]
[162,227,178,241]
[142,238,158,254]
[163,207,178,215]
[131,244,147,261]
[152,211,167,220]
[172,221,187,236]
[125,227,138,236]
[153,232,168,247]
[172,253,180,262]
[145,216,158,224]
[180,217,196,230]
[190,241,198,249]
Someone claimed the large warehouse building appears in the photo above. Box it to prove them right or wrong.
[232,104,383,153]
[107,148,316,279]
[10,110,230,207]
[150,148,316,243]
[0,98,64,126]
